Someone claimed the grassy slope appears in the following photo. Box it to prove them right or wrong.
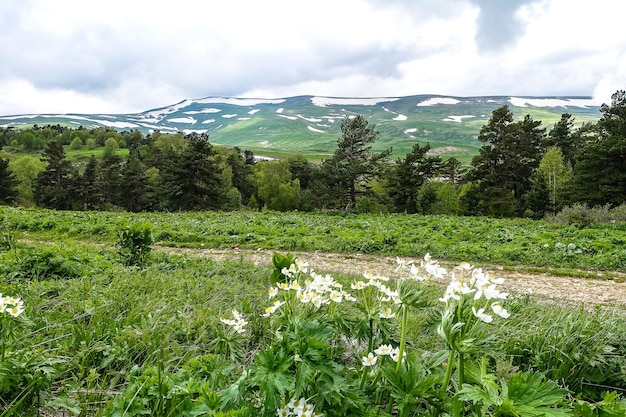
[2,96,603,163]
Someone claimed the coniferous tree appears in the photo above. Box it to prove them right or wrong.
[321,115,391,209]
[160,135,225,211]
[226,148,255,205]
[387,142,441,213]
[99,154,125,208]
[545,113,579,167]
[78,155,105,210]
[34,141,76,209]
[0,157,19,205]
[568,90,626,206]
[120,151,149,212]
[469,106,545,216]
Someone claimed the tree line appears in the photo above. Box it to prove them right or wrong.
[1,90,625,217]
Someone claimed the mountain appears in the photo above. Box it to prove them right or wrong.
[0,95,603,161]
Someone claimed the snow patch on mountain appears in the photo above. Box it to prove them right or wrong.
[442,115,475,122]
[308,126,325,133]
[195,97,285,106]
[169,117,197,124]
[311,97,399,107]
[184,108,221,114]
[417,97,460,106]
[508,97,598,108]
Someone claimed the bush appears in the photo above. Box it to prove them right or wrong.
[546,203,626,226]
[117,222,153,267]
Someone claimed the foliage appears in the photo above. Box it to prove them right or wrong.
[0,225,624,416]
[320,115,392,209]
[545,203,626,226]
[0,156,19,205]
[117,221,153,267]
[255,160,300,211]
[470,106,545,216]
[33,140,77,210]
[387,142,442,213]
[568,90,626,207]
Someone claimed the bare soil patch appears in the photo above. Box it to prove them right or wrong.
[158,246,626,309]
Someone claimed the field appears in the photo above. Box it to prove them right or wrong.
[0,207,625,415]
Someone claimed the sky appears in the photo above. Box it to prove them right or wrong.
[0,0,625,116]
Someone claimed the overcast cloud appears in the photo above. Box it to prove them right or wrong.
[0,0,624,115]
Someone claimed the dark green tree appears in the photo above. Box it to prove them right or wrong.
[470,106,545,216]
[0,157,19,205]
[120,151,149,212]
[387,142,441,213]
[321,115,391,209]
[544,113,579,167]
[568,90,626,207]
[99,154,125,208]
[160,135,225,211]
[34,141,76,209]
[226,147,255,205]
[77,155,105,210]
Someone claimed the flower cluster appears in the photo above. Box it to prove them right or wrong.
[277,397,323,417]
[263,260,357,316]
[361,343,406,366]
[351,272,400,306]
[220,309,248,334]
[395,253,447,281]
[0,295,24,318]
[439,263,510,323]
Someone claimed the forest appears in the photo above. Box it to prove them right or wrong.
[1,90,625,218]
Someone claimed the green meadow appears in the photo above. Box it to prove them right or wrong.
[0,207,625,415]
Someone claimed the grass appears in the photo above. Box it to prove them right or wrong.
[1,207,625,415]
[2,207,624,271]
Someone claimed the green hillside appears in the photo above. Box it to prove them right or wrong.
[0,95,603,161]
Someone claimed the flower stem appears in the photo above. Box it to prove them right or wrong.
[395,304,408,372]
[441,349,455,394]
[458,352,465,387]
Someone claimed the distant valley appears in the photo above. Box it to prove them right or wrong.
[0,95,604,161]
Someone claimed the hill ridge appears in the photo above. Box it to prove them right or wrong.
[0,94,603,160]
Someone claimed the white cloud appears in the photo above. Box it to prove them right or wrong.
[0,0,624,115]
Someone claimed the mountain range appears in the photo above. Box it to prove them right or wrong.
[0,95,604,161]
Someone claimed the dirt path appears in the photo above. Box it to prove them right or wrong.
[158,246,626,309]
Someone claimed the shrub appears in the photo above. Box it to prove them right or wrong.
[117,222,153,267]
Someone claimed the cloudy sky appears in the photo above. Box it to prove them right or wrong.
[0,0,624,115]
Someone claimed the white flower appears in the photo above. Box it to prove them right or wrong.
[295,259,309,273]
[472,307,493,323]
[329,290,343,303]
[379,308,395,319]
[374,344,394,356]
[268,287,279,299]
[491,302,510,319]
[395,257,413,272]
[361,352,377,367]
[221,310,248,333]
[261,300,286,317]
[390,347,406,363]
[277,405,290,417]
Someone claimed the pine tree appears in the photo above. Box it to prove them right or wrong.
[387,142,441,213]
[34,141,76,209]
[470,106,545,216]
[569,90,626,206]
[0,157,19,205]
[321,115,391,209]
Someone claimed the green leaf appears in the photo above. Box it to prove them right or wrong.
[270,252,296,285]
